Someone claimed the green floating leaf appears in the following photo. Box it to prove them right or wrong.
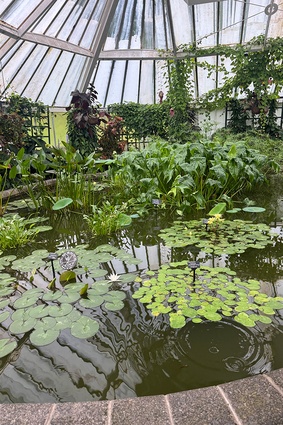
[13,295,39,309]
[27,305,49,319]
[169,313,186,329]
[0,299,10,309]
[30,328,60,346]
[119,273,138,282]
[0,287,14,297]
[226,208,242,214]
[242,207,266,213]
[21,288,44,297]
[0,339,17,358]
[42,291,62,302]
[88,283,110,296]
[71,316,99,339]
[53,313,78,331]
[234,312,256,327]
[104,300,124,311]
[9,317,36,334]
[58,291,81,304]
[35,317,57,331]
[89,269,108,278]
[0,311,10,323]
[48,304,73,317]
[105,291,126,301]
[79,296,104,308]
[52,198,73,211]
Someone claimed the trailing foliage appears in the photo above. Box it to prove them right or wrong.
[4,93,49,154]
[106,138,271,212]
[109,102,169,140]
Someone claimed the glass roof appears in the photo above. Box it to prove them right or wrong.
[0,0,282,107]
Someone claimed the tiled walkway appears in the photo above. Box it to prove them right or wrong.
[1,370,283,424]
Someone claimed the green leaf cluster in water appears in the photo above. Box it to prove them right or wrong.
[159,219,276,255]
[133,263,283,329]
[0,244,140,358]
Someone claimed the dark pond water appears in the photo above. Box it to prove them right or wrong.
[2,175,283,403]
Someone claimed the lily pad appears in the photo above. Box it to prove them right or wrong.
[71,316,99,339]
[9,317,37,334]
[35,317,57,330]
[42,291,62,302]
[13,295,39,309]
[0,299,10,309]
[79,296,104,308]
[58,291,81,304]
[27,305,50,319]
[0,311,10,322]
[48,304,73,317]
[30,328,60,346]
[0,339,17,358]
[89,269,108,278]
[169,313,186,329]
[242,207,266,213]
[104,300,124,311]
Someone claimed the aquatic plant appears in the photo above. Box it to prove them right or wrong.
[159,218,277,255]
[0,244,140,358]
[107,138,269,212]
[133,263,283,329]
[84,202,132,235]
[0,214,52,250]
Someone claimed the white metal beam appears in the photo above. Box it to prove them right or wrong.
[80,0,120,92]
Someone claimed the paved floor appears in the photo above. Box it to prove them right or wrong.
[1,369,283,424]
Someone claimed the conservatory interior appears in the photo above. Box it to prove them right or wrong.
[2,0,283,423]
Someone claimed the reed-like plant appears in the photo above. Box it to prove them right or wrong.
[84,202,132,235]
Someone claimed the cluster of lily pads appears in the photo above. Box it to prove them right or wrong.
[159,218,277,255]
[133,263,283,329]
[0,244,140,358]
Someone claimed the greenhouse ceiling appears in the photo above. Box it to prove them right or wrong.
[0,0,282,107]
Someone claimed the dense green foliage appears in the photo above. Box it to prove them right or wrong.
[84,201,132,235]
[106,137,273,212]
[0,214,52,250]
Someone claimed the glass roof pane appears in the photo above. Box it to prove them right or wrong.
[0,0,42,28]
[0,0,282,107]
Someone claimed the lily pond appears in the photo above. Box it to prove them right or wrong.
[2,176,283,403]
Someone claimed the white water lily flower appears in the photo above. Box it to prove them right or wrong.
[107,273,121,282]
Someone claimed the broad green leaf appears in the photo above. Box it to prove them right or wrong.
[0,339,17,358]
[27,305,50,319]
[52,198,73,210]
[169,314,186,329]
[30,328,60,346]
[9,317,36,334]
[104,300,124,311]
[13,295,39,309]
[35,317,57,330]
[48,304,73,317]
[79,296,104,308]
[242,207,266,213]
[0,311,10,322]
[208,203,226,216]
[71,317,99,339]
